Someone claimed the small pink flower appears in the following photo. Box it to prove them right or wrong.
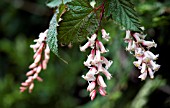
[33,44,44,58]
[21,82,29,86]
[36,76,43,82]
[133,59,142,68]
[131,41,137,51]
[139,34,146,39]
[126,40,132,51]
[36,64,42,74]
[42,59,48,70]
[148,67,154,79]
[97,62,103,72]
[33,72,38,79]
[29,83,34,93]
[29,62,37,69]
[82,67,97,81]
[25,76,33,83]
[84,49,95,67]
[141,63,147,73]
[142,56,150,63]
[37,33,46,42]
[97,75,107,88]
[84,55,93,67]
[80,41,91,52]
[101,56,113,69]
[20,87,27,92]
[135,48,144,57]
[30,44,39,52]
[44,45,50,61]
[138,70,147,80]
[87,81,96,92]
[145,51,159,60]
[149,60,160,71]
[94,49,101,63]
[88,33,97,44]
[98,87,107,96]
[133,33,142,43]
[45,43,50,52]
[96,40,108,53]
[142,40,157,48]
[101,29,110,41]
[26,70,34,76]
[101,68,112,80]
[90,90,96,101]
[124,30,131,41]
[34,54,42,64]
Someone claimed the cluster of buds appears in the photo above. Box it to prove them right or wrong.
[124,30,160,80]
[20,30,50,93]
[80,29,113,100]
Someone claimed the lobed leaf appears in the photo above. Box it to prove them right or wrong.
[57,0,99,44]
[104,0,142,32]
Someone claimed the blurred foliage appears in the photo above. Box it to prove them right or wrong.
[0,0,170,108]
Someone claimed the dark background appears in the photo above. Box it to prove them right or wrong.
[0,0,170,108]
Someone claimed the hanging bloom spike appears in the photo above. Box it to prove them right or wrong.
[80,29,112,100]
[20,29,50,93]
[124,30,160,80]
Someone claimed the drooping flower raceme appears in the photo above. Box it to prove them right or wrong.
[80,29,113,100]
[124,30,160,80]
[20,29,50,93]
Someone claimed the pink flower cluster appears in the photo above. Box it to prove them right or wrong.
[20,30,50,93]
[124,30,160,80]
[80,29,113,100]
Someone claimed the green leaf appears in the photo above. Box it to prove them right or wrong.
[47,10,58,56]
[46,0,72,8]
[47,10,68,63]
[105,0,142,32]
[46,0,62,8]
[57,0,99,44]
[57,4,67,21]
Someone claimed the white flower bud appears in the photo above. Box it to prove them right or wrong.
[96,40,108,53]
[101,29,110,41]
[142,40,157,48]
[102,67,112,80]
[141,63,147,73]
[150,60,160,72]
[133,59,142,67]
[97,75,107,88]
[87,81,96,92]
[82,67,97,81]
[148,67,154,79]
[90,1,96,8]
[34,54,41,64]
[101,56,113,69]
[133,33,142,43]
[135,48,144,57]
[26,70,34,76]
[145,51,159,60]
[98,87,107,96]
[29,62,37,69]
[126,40,132,51]
[80,41,91,52]
[29,83,34,93]
[90,90,96,101]
[94,49,101,63]
[138,71,147,80]
[124,30,131,42]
